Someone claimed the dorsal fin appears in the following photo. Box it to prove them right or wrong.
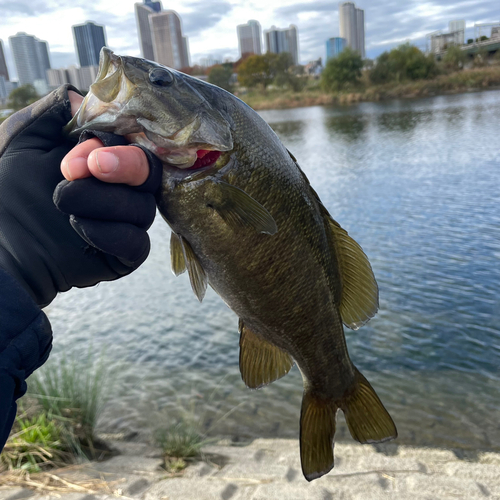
[323,214,379,330]
[239,320,294,389]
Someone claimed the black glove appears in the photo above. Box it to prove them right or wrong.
[0,84,162,450]
[0,84,162,308]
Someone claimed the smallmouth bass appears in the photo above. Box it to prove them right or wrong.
[67,48,397,481]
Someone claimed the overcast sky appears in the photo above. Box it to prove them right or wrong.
[0,0,498,80]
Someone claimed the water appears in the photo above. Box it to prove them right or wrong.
[44,90,500,451]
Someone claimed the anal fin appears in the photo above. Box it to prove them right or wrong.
[239,320,293,389]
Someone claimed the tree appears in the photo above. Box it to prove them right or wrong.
[237,52,296,90]
[7,84,38,110]
[369,44,437,84]
[237,54,274,89]
[442,45,466,71]
[208,63,234,92]
[321,47,363,91]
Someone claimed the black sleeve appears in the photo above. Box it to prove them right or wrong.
[0,268,52,450]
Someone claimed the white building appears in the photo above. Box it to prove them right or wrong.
[339,2,365,58]
[264,25,299,65]
[237,20,262,58]
[149,11,190,69]
[449,20,466,45]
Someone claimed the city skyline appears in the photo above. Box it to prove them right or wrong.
[0,0,497,81]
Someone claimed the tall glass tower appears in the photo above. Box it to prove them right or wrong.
[72,22,107,67]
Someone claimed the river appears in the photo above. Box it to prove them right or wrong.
[44,89,500,452]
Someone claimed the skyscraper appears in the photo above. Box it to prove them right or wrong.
[150,11,190,69]
[0,40,9,81]
[264,25,299,65]
[339,2,365,58]
[9,32,51,86]
[72,21,107,67]
[326,37,346,60]
[237,20,262,58]
[135,0,162,60]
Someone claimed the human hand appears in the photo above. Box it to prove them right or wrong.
[0,85,162,309]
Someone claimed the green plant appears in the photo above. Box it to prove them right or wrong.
[208,63,234,92]
[321,47,363,91]
[442,45,466,71]
[28,353,111,454]
[1,410,70,472]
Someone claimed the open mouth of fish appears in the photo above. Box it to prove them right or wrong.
[66,48,232,172]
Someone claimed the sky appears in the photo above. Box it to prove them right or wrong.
[0,0,498,80]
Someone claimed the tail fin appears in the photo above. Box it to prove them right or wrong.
[341,367,397,444]
[299,368,397,481]
[300,392,338,481]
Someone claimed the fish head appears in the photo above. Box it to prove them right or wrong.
[66,48,233,169]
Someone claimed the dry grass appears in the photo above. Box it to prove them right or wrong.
[0,466,124,495]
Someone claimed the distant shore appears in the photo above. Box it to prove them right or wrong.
[238,66,500,111]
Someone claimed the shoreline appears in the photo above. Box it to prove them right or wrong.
[239,66,500,111]
[1,437,499,498]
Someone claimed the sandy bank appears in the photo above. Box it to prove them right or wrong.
[1,438,499,499]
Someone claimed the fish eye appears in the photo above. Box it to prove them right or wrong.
[149,68,174,86]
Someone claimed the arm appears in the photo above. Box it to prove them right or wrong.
[0,85,162,449]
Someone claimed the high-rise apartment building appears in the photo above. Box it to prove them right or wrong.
[237,20,262,58]
[449,20,466,45]
[339,2,365,58]
[264,25,299,65]
[326,37,346,60]
[150,11,189,69]
[0,40,9,81]
[135,0,162,60]
[72,21,107,67]
[9,32,51,86]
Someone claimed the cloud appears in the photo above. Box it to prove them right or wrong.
[181,1,233,35]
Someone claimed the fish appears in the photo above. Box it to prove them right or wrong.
[67,48,397,481]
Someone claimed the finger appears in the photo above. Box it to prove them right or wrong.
[68,90,83,116]
[69,216,150,266]
[54,178,156,229]
[60,138,104,181]
[87,146,150,186]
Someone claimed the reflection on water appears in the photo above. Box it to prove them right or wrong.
[45,91,500,452]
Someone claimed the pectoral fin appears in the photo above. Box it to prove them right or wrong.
[239,320,293,389]
[170,232,186,276]
[210,181,277,235]
[173,234,207,302]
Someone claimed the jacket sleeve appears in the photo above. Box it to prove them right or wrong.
[0,268,52,451]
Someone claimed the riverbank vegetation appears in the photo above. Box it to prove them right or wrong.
[233,43,500,110]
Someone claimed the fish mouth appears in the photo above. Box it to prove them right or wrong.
[66,48,233,169]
